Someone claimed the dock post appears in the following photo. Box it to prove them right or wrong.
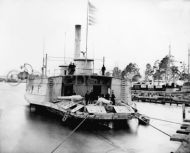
[182,104,185,121]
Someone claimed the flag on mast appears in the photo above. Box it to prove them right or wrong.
[88,1,96,26]
[85,0,96,58]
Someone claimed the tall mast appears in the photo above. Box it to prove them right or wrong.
[169,43,171,57]
[85,0,89,60]
[45,53,47,76]
[64,32,66,64]
[42,37,45,76]
[168,43,171,67]
[166,44,171,83]
[188,48,190,75]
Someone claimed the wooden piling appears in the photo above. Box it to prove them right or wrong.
[176,129,190,135]
[180,124,190,129]
[170,107,190,153]
[184,119,190,123]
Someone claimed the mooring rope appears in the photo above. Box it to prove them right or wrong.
[138,117,171,137]
[120,100,172,137]
[93,131,128,153]
[51,115,89,153]
[148,123,171,137]
[144,116,182,125]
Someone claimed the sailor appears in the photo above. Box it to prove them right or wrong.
[68,62,76,75]
[85,91,90,105]
[100,94,105,98]
[111,91,116,105]
[105,93,110,100]
[101,64,106,76]
[89,90,95,104]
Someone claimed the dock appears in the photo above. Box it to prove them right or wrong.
[131,90,190,105]
[170,120,190,153]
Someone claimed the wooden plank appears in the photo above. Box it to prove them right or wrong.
[170,134,188,142]
[94,114,113,120]
[184,119,190,123]
[86,106,107,114]
[71,104,84,113]
[187,126,190,130]
[175,142,190,153]
[176,129,190,134]
[59,101,76,109]
[113,106,132,113]
[180,124,190,129]
[112,113,133,120]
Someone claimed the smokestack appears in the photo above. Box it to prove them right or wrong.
[74,25,81,59]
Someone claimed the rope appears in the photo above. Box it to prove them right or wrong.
[149,123,171,137]
[138,116,171,137]
[50,115,89,153]
[93,131,128,153]
[144,116,182,125]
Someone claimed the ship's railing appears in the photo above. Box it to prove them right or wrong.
[46,55,114,76]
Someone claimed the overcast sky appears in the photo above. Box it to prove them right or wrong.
[0,0,190,76]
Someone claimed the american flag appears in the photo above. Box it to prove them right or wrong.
[88,1,96,26]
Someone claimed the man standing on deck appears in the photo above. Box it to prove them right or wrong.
[105,92,110,100]
[101,64,106,76]
[85,91,90,105]
[111,91,116,105]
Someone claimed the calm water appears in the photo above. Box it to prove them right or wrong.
[0,83,181,153]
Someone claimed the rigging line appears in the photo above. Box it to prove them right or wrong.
[50,115,89,153]
[138,117,171,137]
[144,116,182,125]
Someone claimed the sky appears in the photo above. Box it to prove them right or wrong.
[0,0,190,76]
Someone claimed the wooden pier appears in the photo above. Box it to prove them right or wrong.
[170,118,190,153]
[131,90,190,105]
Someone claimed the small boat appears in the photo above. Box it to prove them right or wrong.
[135,113,150,125]
[138,115,150,125]
[24,25,136,129]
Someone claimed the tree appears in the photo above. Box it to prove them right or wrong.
[158,55,175,83]
[170,66,180,83]
[144,63,154,82]
[105,71,111,76]
[159,56,170,71]
[153,69,163,84]
[122,63,140,81]
[112,67,122,78]
[132,74,141,82]
[179,72,190,81]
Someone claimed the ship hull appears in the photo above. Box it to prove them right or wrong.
[25,93,135,129]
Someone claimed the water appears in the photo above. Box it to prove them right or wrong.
[0,83,181,153]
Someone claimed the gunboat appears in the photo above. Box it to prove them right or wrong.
[24,25,136,128]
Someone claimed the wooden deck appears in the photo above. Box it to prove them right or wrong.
[170,120,190,153]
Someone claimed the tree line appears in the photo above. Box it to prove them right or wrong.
[109,55,190,83]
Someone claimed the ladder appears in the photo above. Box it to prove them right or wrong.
[121,79,126,102]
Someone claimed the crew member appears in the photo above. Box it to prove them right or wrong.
[105,93,110,100]
[85,91,90,105]
[101,64,106,76]
[111,91,116,105]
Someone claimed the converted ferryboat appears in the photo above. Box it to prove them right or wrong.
[24,25,136,128]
